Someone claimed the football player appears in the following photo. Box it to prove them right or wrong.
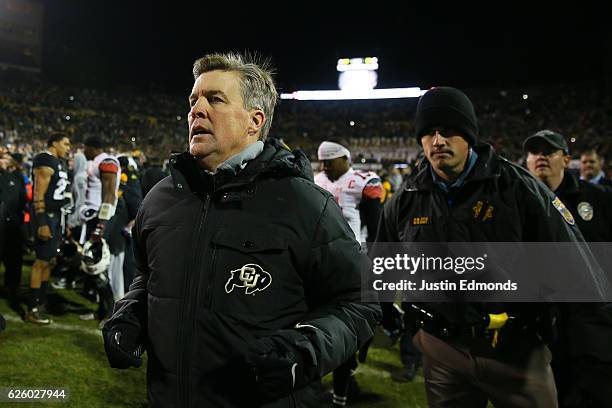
[315,140,384,406]
[28,132,71,324]
[78,136,121,327]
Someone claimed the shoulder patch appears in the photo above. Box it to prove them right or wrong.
[552,197,575,226]
[99,161,119,174]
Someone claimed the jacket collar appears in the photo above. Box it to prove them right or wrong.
[555,170,580,196]
[215,141,264,176]
[168,138,313,197]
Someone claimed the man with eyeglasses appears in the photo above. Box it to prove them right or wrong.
[525,130,612,408]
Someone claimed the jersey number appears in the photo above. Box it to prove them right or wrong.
[53,172,68,200]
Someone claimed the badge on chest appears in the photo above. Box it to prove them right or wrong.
[472,200,494,222]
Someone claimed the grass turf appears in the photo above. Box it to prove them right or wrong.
[0,259,428,407]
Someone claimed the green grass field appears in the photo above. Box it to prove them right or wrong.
[0,258,429,407]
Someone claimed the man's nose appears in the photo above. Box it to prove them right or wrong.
[432,130,447,146]
[189,99,208,119]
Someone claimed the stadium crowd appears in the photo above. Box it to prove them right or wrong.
[2,69,612,408]
[2,72,612,168]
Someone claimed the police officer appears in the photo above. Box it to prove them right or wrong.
[376,87,598,408]
[524,130,612,408]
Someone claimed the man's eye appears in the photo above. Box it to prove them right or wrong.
[189,99,196,107]
[211,96,224,103]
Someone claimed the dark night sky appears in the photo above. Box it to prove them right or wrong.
[40,2,611,95]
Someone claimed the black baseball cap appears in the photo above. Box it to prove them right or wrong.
[523,130,569,154]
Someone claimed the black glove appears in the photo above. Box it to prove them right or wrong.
[245,331,314,401]
[380,302,404,343]
[102,321,143,369]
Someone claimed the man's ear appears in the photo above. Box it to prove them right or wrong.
[563,154,571,168]
[248,110,266,137]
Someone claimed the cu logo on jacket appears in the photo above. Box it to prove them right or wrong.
[225,264,272,295]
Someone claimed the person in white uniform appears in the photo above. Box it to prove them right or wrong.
[315,140,384,406]
[79,136,122,327]
[315,141,384,243]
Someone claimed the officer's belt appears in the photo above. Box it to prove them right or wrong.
[408,304,537,348]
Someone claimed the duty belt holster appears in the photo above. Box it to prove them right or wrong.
[408,304,515,349]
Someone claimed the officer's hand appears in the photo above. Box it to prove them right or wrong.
[102,321,143,369]
[37,225,52,241]
[245,333,309,401]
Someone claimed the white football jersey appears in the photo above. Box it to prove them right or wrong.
[315,168,382,242]
[81,152,121,221]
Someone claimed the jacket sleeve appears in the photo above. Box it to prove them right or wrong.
[359,197,382,243]
[105,206,149,334]
[292,196,381,378]
[525,171,612,286]
[518,170,584,242]
[124,179,143,221]
[373,192,401,243]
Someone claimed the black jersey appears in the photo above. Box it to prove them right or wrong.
[33,152,69,212]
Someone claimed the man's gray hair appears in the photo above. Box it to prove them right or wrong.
[193,52,278,141]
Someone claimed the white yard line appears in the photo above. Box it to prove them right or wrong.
[2,313,102,337]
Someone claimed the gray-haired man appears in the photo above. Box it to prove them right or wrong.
[103,52,380,408]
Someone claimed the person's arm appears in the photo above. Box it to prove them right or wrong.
[102,206,148,369]
[91,161,118,241]
[32,166,54,241]
[360,177,384,242]
[245,196,381,400]
[101,171,117,206]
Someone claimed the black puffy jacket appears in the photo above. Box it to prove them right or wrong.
[108,140,381,407]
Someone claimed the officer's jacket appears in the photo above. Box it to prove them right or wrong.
[556,171,612,362]
[108,139,381,408]
[556,171,612,242]
[377,144,590,326]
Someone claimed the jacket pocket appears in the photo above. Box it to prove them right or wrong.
[209,228,289,316]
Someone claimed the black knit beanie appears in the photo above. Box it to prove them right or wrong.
[415,86,478,146]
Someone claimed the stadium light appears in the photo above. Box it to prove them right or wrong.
[336,57,379,72]
[282,56,424,100]
[280,87,424,100]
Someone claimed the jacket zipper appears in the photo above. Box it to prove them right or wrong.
[178,194,211,407]
[203,185,226,309]
[204,248,217,308]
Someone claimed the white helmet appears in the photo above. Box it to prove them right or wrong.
[81,239,111,276]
